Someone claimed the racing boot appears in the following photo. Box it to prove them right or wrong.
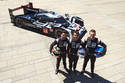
[55,69,59,74]
[80,70,85,75]
[91,72,95,78]
[68,68,72,74]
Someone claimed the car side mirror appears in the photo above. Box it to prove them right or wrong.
[65,14,69,17]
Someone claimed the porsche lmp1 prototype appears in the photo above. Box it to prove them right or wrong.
[8,2,87,39]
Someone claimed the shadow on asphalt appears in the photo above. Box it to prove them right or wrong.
[58,70,115,83]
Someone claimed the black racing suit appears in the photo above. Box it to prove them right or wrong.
[68,39,84,71]
[50,38,69,70]
[82,37,107,74]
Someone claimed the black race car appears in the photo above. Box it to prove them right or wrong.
[8,2,87,39]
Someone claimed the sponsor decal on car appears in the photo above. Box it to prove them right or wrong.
[42,28,48,34]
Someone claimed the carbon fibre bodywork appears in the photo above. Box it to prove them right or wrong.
[8,2,87,39]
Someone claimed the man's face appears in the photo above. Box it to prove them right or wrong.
[73,33,79,41]
[61,33,67,40]
[89,31,96,39]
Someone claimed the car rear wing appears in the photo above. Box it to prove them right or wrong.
[8,2,39,23]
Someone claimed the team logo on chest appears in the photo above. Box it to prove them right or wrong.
[59,41,68,47]
[87,41,97,48]
[71,42,80,48]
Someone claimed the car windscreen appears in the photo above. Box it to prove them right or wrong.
[55,18,67,23]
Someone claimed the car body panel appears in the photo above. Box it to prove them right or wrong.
[8,2,87,39]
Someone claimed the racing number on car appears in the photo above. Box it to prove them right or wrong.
[42,28,48,34]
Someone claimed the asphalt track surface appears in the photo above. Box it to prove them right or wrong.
[0,0,125,83]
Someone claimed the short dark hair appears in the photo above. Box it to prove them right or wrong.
[61,31,67,35]
[61,31,67,34]
[73,31,79,35]
[89,29,96,33]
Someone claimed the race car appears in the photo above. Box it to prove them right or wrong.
[8,2,87,39]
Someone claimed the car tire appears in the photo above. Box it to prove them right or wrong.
[14,18,23,28]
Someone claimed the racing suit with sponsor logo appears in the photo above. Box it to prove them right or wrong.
[50,38,69,70]
[82,37,107,74]
[68,38,84,71]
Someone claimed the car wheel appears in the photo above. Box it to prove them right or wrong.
[15,18,23,28]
